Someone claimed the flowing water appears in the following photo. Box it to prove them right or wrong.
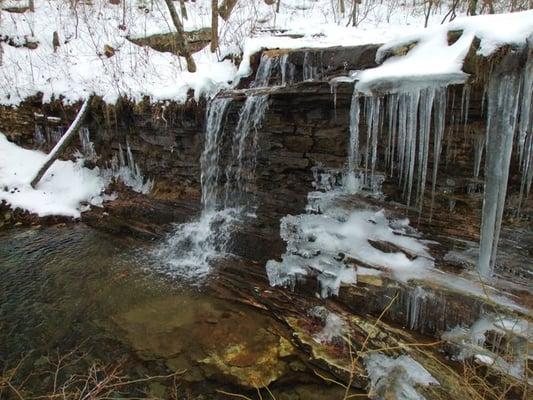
[153,94,269,282]
[0,225,348,399]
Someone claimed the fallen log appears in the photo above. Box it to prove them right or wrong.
[30,97,92,189]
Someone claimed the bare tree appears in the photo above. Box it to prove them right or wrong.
[163,0,197,72]
[218,0,238,20]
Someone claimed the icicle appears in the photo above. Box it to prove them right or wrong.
[386,94,398,175]
[397,93,408,184]
[200,97,232,210]
[516,51,533,215]
[404,90,420,207]
[462,84,471,129]
[473,134,485,178]
[33,124,45,146]
[346,88,361,193]
[78,126,96,160]
[369,97,381,189]
[429,88,446,222]
[330,81,338,116]
[478,73,521,277]
[416,88,435,210]
[303,52,317,81]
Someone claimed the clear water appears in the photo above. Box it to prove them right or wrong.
[0,225,347,399]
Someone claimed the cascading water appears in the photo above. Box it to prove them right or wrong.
[154,95,269,280]
[224,94,269,208]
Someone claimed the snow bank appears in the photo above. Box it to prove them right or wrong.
[0,0,476,105]
[0,0,236,105]
[0,133,106,217]
[355,10,533,93]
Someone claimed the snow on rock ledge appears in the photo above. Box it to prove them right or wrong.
[354,10,533,94]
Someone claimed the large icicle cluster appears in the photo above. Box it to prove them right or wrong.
[105,142,154,195]
[346,86,447,212]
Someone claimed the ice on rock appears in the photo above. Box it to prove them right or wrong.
[78,127,97,161]
[106,142,153,194]
[267,196,434,297]
[442,314,532,381]
[364,353,439,400]
[309,306,348,345]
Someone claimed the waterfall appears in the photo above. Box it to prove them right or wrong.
[200,98,232,210]
[154,94,269,280]
[224,94,269,208]
[252,53,295,88]
[251,54,275,88]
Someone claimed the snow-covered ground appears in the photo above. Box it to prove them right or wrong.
[0,132,107,217]
[2,0,530,106]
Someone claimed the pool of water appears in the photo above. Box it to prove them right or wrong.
[0,225,347,399]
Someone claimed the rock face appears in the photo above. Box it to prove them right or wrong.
[127,28,212,55]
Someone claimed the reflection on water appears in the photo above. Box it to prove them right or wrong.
[0,225,346,399]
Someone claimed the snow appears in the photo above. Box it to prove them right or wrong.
[1,1,531,105]
[0,133,106,217]
[355,10,533,93]
[0,0,236,105]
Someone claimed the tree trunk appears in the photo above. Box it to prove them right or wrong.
[179,0,188,20]
[468,0,478,15]
[211,0,218,53]
[163,0,197,72]
[29,0,34,12]
[339,0,345,14]
[31,97,92,189]
[218,0,238,20]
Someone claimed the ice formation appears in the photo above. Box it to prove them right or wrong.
[477,68,522,276]
[266,170,434,298]
[442,314,532,381]
[347,85,447,209]
[309,306,348,345]
[106,142,153,195]
[364,353,439,400]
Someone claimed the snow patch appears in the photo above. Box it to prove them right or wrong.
[0,133,107,218]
